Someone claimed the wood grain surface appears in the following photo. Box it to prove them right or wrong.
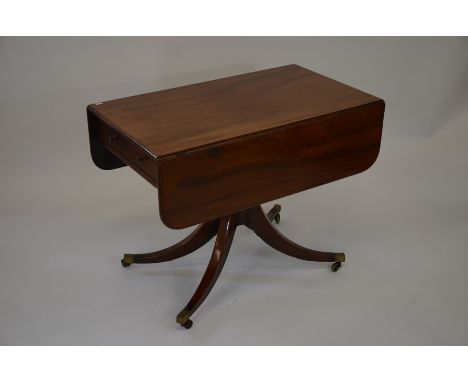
[157,100,384,228]
[86,64,385,228]
[87,64,381,159]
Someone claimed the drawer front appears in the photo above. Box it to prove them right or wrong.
[94,118,126,153]
[120,139,156,180]
[88,110,158,186]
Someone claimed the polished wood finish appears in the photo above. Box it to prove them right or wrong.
[122,220,219,266]
[246,206,343,263]
[87,111,159,187]
[87,64,380,159]
[86,65,385,328]
[176,215,237,329]
[124,204,344,328]
[87,64,385,228]
[158,103,383,228]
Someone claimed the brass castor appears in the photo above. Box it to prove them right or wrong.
[177,310,193,329]
[121,254,134,268]
[274,213,281,224]
[267,204,282,224]
[331,262,342,272]
[180,319,193,329]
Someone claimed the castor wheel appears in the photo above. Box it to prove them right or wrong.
[274,213,281,224]
[121,254,134,268]
[180,319,193,329]
[177,310,193,329]
[121,259,131,267]
[267,204,282,223]
[331,262,342,272]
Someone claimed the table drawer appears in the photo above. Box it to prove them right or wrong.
[120,139,156,180]
[87,109,158,186]
[96,120,126,154]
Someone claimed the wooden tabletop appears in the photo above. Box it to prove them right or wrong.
[87,64,384,228]
[87,64,380,159]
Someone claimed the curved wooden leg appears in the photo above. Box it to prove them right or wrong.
[176,215,237,329]
[246,206,345,264]
[121,220,219,267]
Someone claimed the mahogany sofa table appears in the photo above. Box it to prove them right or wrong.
[86,64,385,329]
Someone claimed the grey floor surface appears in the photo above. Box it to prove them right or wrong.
[1,120,468,344]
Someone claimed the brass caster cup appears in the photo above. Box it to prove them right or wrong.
[177,310,193,329]
[180,319,193,329]
[121,254,134,267]
[331,262,342,272]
